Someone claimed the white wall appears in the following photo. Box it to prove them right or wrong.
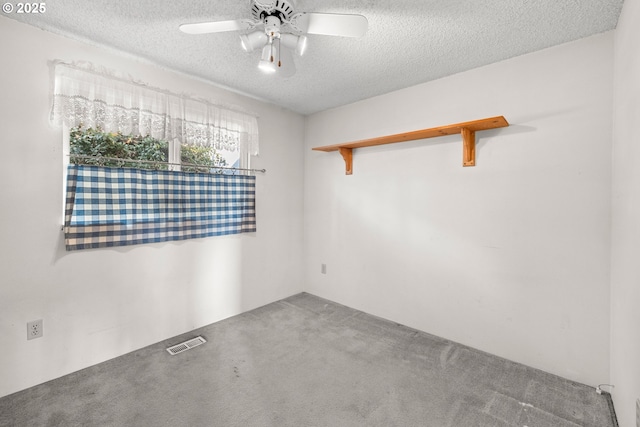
[0,17,305,398]
[304,33,613,387]
[611,0,640,425]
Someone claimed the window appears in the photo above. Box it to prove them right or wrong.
[52,62,260,251]
[68,126,234,172]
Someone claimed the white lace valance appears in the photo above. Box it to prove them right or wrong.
[50,62,259,155]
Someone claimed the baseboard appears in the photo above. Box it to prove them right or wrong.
[602,391,619,427]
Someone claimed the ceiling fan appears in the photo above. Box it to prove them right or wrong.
[179,0,368,76]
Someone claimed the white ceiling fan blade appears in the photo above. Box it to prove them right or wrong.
[293,13,368,38]
[179,19,253,35]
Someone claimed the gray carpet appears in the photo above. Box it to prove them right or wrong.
[0,293,617,427]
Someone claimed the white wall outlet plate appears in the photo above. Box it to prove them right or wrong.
[27,319,43,340]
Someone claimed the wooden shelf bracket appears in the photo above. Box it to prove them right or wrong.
[461,128,476,167]
[312,116,508,175]
[338,147,353,175]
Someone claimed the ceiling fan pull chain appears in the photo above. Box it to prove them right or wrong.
[277,38,282,68]
[269,34,273,62]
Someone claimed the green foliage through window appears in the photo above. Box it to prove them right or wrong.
[69,126,227,172]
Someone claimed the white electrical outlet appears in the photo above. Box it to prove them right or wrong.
[27,319,43,340]
[321,264,327,274]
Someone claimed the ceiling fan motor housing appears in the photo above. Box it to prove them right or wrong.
[251,0,296,23]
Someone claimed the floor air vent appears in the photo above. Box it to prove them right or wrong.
[166,336,206,355]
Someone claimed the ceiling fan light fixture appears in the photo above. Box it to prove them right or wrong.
[258,59,277,73]
[240,31,268,52]
[297,35,308,56]
[258,44,277,73]
[280,33,308,56]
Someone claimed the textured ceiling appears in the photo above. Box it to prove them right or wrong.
[5,0,624,115]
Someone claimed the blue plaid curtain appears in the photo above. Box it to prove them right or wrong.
[64,165,256,251]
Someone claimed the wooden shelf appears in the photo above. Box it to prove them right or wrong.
[312,116,509,175]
